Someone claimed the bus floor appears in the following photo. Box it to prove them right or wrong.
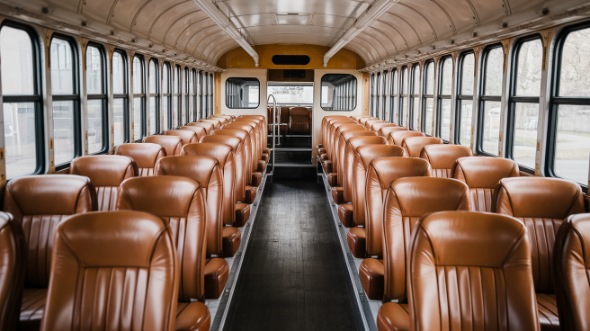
[224,178,363,330]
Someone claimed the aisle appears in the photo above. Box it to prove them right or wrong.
[224,179,363,330]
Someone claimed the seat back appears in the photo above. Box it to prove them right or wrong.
[3,175,97,288]
[390,130,424,146]
[117,176,207,301]
[330,122,361,172]
[289,107,311,134]
[155,155,224,257]
[370,122,397,133]
[182,143,236,225]
[115,143,165,176]
[187,121,215,135]
[40,211,178,331]
[200,118,222,129]
[144,135,183,156]
[409,211,539,331]
[179,126,206,141]
[213,129,248,200]
[0,212,25,331]
[222,124,254,184]
[493,177,584,294]
[70,155,137,211]
[452,156,519,211]
[365,157,430,257]
[340,130,377,200]
[402,136,443,157]
[364,119,383,129]
[379,126,407,142]
[232,119,260,168]
[420,144,472,178]
[554,213,590,331]
[383,177,470,302]
[164,129,198,146]
[201,135,243,204]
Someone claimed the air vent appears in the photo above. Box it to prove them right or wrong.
[272,55,310,65]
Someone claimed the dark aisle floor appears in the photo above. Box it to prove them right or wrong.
[224,179,363,331]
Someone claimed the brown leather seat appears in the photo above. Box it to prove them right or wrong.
[115,143,165,176]
[554,213,590,331]
[70,155,137,211]
[377,177,470,329]
[182,142,242,257]
[319,117,354,173]
[240,114,268,156]
[358,157,431,299]
[144,134,183,156]
[385,211,539,331]
[4,175,97,330]
[233,118,266,174]
[364,118,384,129]
[380,126,407,144]
[180,126,207,142]
[225,122,263,187]
[187,121,215,135]
[0,212,26,331]
[199,118,222,130]
[165,129,199,146]
[401,136,443,157]
[390,130,424,146]
[420,144,472,177]
[328,122,363,182]
[155,156,229,299]
[452,156,519,212]
[201,135,251,226]
[40,210,190,331]
[346,145,405,256]
[289,107,311,134]
[370,122,397,133]
[493,177,585,331]
[117,177,211,330]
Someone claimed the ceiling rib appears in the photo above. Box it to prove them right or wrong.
[193,0,259,66]
[323,0,397,67]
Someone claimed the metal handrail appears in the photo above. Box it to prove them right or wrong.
[267,94,278,181]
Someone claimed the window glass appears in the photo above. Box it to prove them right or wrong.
[410,65,420,130]
[400,66,408,125]
[86,46,103,94]
[1,25,41,178]
[484,47,504,95]
[86,45,106,154]
[113,51,126,146]
[87,99,103,153]
[439,57,453,140]
[225,77,260,109]
[321,74,356,111]
[148,59,158,134]
[51,38,74,95]
[113,52,125,94]
[162,62,170,129]
[480,46,504,155]
[390,69,397,123]
[132,56,144,140]
[558,28,590,98]
[458,53,475,146]
[423,61,434,135]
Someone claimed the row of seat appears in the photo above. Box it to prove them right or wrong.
[317,115,589,331]
[0,114,270,331]
[267,106,312,134]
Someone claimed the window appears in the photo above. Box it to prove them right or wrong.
[509,36,543,170]
[457,52,475,147]
[225,77,260,109]
[184,67,190,124]
[197,71,204,120]
[479,45,504,155]
[400,66,408,126]
[208,73,214,116]
[390,69,398,123]
[148,59,159,134]
[268,83,313,105]
[549,24,590,185]
[162,62,171,129]
[51,35,80,167]
[422,61,435,135]
[172,64,181,127]
[189,69,196,121]
[438,56,453,141]
[0,23,44,178]
[369,73,375,117]
[112,50,128,147]
[321,74,357,111]
[86,44,107,154]
[380,72,387,119]
[132,55,145,140]
[410,64,421,130]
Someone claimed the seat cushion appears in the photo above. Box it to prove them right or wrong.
[222,227,241,257]
[538,294,560,331]
[175,302,211,331]
[322,160,333,174]
[359,258,384,300]
[19,288,46,331]
[338,203,354,227]
[204,258,229,299]
[332,187,344,205]
[347,227,366,258]
[327,173,338,187]
[257,160,267,172]
[245,186,257,204]
[235,203,251,227]
[377,302,410,331]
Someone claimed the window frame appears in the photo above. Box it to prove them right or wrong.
[399,66,408,126]
[422,60,435,135]
[455,50,475,146]
[437,55,453,141]
[409,63,421,130]
[85,42,108,155]
[477,43,504,156]
[148,58,160,134]
[132,55,146,141]
[389,69,398,123]
[112,49,129,146]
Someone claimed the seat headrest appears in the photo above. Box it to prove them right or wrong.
[143,135,182,156]
[341,129,375,141]
[335,123,363,133]
[187,122,214,134]
[379,126,407,137]
[70,155,137,186]
[290,107,310,116]
[417,211,527,267]
[214,129,247,141]
[164,130,198,145]
[5,175,96,215]
[200,135,240,151]
[57,210,169,267]
[387,177,470,217]
[357,145,405,168]
[349,136,387,150]
[371,122,397,132]
[452,156,519,188]
[557,213,590,267]
[115,143,165,168]
[391,130,424,145]
[155,155,219,185]
[369,157,431,187]
[182,143,232,167]
[118,176,202,218]
[402,137,443,157]
[420,144,472,169]
[493,177,584,218]
[179,126,206,139]
[224,123,253,133]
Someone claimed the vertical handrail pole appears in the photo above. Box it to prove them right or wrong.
[267,94,278,182]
